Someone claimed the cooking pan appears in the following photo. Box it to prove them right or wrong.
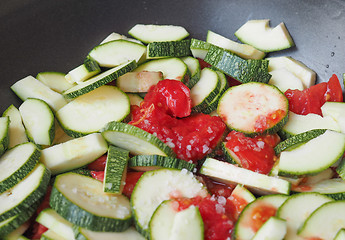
[1,0,344,114]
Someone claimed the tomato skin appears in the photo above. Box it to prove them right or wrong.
[122,171,144,199]
[227,193,251,220]
[285,74,343,115]
[29,223,48,240]
[90,170,104,182]
[225,131,277,174]
[87,154,107,171]
[197,58,212,69]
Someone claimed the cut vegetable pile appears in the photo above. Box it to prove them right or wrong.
[1,20,345,240]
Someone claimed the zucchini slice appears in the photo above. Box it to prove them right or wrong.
[0,116,9,157]
[40,230,69,240]
[251,216,287,240]
[103,146,129,194]
[40,133,108,175]
[2,221,30,240]
[75,226,145,240]
[131,168,208,237]
[147,39,191,59]
[63,60,136,99]
[101,121,175,157]
[268,68,304,93]
[128,24,189,44]
[0,142,40,194]
[117,71,163,93]
[11,76,67,112]
[65,59,101,84]
[276,192,333,240]
[217,82,288,136]
[321,101,345,134]
[36,72,75,93]
[2,105,28,148]
[181,56,201,89]
[190,39,210,60]
[0,163,50,221]
[200,158,290,195]
[50,172,132,232]
[88,39,146,68]
[57,85,130,137]
[204,45,271,84]
[128,155,195,172]
[19,98,55,146]
[206,30,265,59]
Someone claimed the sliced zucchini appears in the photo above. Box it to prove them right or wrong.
[217,82,288,136]
[57,85,130,137]
[334,229,345,240]
[2,105,28,148]
[251,216,287,240]
[130,168,208,237]
[0,116,9,157]
[190,67,220,113]
[36,208,75,240]
[180,56,201,89]
[268,68,304,92]
[103,146,129,194]
[128,155,195,172]
[101,121,175,157]
[63,60,136,99]
[233,194,288,240]
[235,19,294,52]
[0,163,50,221]
[189,38,210,59]
[65,59,101,84]
[204,45,271,84]
[19,98,55,146]
[274,129,327,155]
[40,229,69,240]
[298,200,345,240]
[278,130,345,177]
[36,72,75,93]
[0,212,34,239]
[206,30,265,59]
[147,39,191,59]
[100,32,143,45]
[133,57,188,82]
[11,76,67,111]
[127,93,143,106]
[200,158,290,195]
[228,184,256,219]
[267,56,316,88]
[40,133,108,175]
[280,112,340,139]
[75,226,145,240]
[322,101,345,134]
[117,71,163,93]
[277,192,333,240]
[149,200,203,240]
[88,40,146,68]
[51,120,74,146]
[50,172,132,232]
[3,221,30,240]
[0,142,40,194]
[128,24,189,44]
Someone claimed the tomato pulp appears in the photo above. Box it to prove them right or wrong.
[130,79,226,163]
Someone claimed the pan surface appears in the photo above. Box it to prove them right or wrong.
[0,0,344,112]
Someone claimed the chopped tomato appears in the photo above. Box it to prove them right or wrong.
[250,203,277,232]
[87,154,107,171]
[175,196,235,240]
[28,223,48,240]
[201,176,235,198]
[285,74,343,115]
[227,193,251,220]
[130,79,226,163]
[197,58,212,69]
[122,171,144,199]
[227,76,242,87]
[90,170,104,182]
[225,131,277,174]
[253,109,287,132]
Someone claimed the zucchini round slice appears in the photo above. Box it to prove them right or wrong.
[128,155,195,172]
[217,82,288,136]
[50,172,132,232]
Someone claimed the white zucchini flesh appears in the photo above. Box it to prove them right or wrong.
[36,208,75,240]
[77,226,145,240]
[10,76,67,111]
[57,85,130,137]
[268,68,304,92]
[88,39,146,67]
[298,200,345,239]
[131,168,208,236]
[334,229,345,240]
[41,230,69,240]
[100,32,143,45]
[128,24,189,44]
[277,192,333,240]
[40,133,108,175]
[19,98,55,146]
[36,72,75,93]
[3,221,30,240]
[200,158,290,195]
[65,63,100,84]
[117,71,163,92]
[2,105,28,148]
[267,56,316,88]
[0,116,9,157]
[322,102,345,134]
[251,216,287,240]
[278,130,345,176]
[206,30,265,59]
[234,19,294,52]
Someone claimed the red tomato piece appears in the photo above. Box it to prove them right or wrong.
[227,193,251,220]
[250,204,277,232]
[174,196,235,240]
[253,109,287,133]
[201,176,235,199]
[225,131,277,174]
[122,171,144,199]
[28,223,48,240]
[197,58,212,69]
[285,74,343,115]
[90,170,104,182]
[87,154,107,171]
